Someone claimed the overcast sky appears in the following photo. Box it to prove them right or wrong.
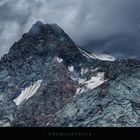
[0,0,140,58]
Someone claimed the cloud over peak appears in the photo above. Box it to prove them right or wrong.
[0,0,140,58]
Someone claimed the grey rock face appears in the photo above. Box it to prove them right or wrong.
[0,21,140,127]
[11,60,78,127]
[51,60,140,127]
[0,21,84,127]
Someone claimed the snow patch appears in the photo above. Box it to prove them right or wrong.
[74,87,86,98]
[81,68,88,75]
[74,72,107,97]
[79,47,115,62]
[92,53,116,61]
[76,87,86,95]
[76,88,81,94]
[78,78,86,84]
[70,76,86,85]
[68,66,74,72]
[56,57,63,63]
[46,122,51,126]
[69,66,107,96]
[85,72,106,90]
[79,48,96,59]
[76,72,106,95]
[13,80,42,106]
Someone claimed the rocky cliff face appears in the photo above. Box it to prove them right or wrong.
[0,21,140,127]
[51,60,140,127]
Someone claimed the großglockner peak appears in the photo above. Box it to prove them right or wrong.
[1,21,86,66]
[0,21,140,127]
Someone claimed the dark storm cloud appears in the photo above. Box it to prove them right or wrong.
[0,0,42,56]
[0,0,140,58]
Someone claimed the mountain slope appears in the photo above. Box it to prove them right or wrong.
[0,21,140,127]
[0,21,86,126]
[51,60,140,127]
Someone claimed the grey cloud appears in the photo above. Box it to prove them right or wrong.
[0,0,140,58]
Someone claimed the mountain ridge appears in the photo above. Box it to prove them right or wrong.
[0,21,140,127]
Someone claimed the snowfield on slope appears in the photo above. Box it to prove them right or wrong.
[70,67,107,95]
[91,53,116,61]
[85,72,106,90]
[78,47,116,61]
[75,72,107,97]
[69,66,106,95]
[13,80,42,106]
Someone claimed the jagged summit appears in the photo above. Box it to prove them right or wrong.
[29,21,65,36]
[29,21,44,34]
[1,21,85,66]
[32,21,44,27]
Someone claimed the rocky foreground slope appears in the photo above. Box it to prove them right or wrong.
[0,21,140,127]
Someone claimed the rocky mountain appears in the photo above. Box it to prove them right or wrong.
[0,21,140,127]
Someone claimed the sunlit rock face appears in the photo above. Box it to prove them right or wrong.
[1,21,140,127]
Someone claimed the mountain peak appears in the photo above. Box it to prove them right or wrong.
[3,21,85,66]
[29,21,44,35]
[29,21,64,36]
[33,21,44,27]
